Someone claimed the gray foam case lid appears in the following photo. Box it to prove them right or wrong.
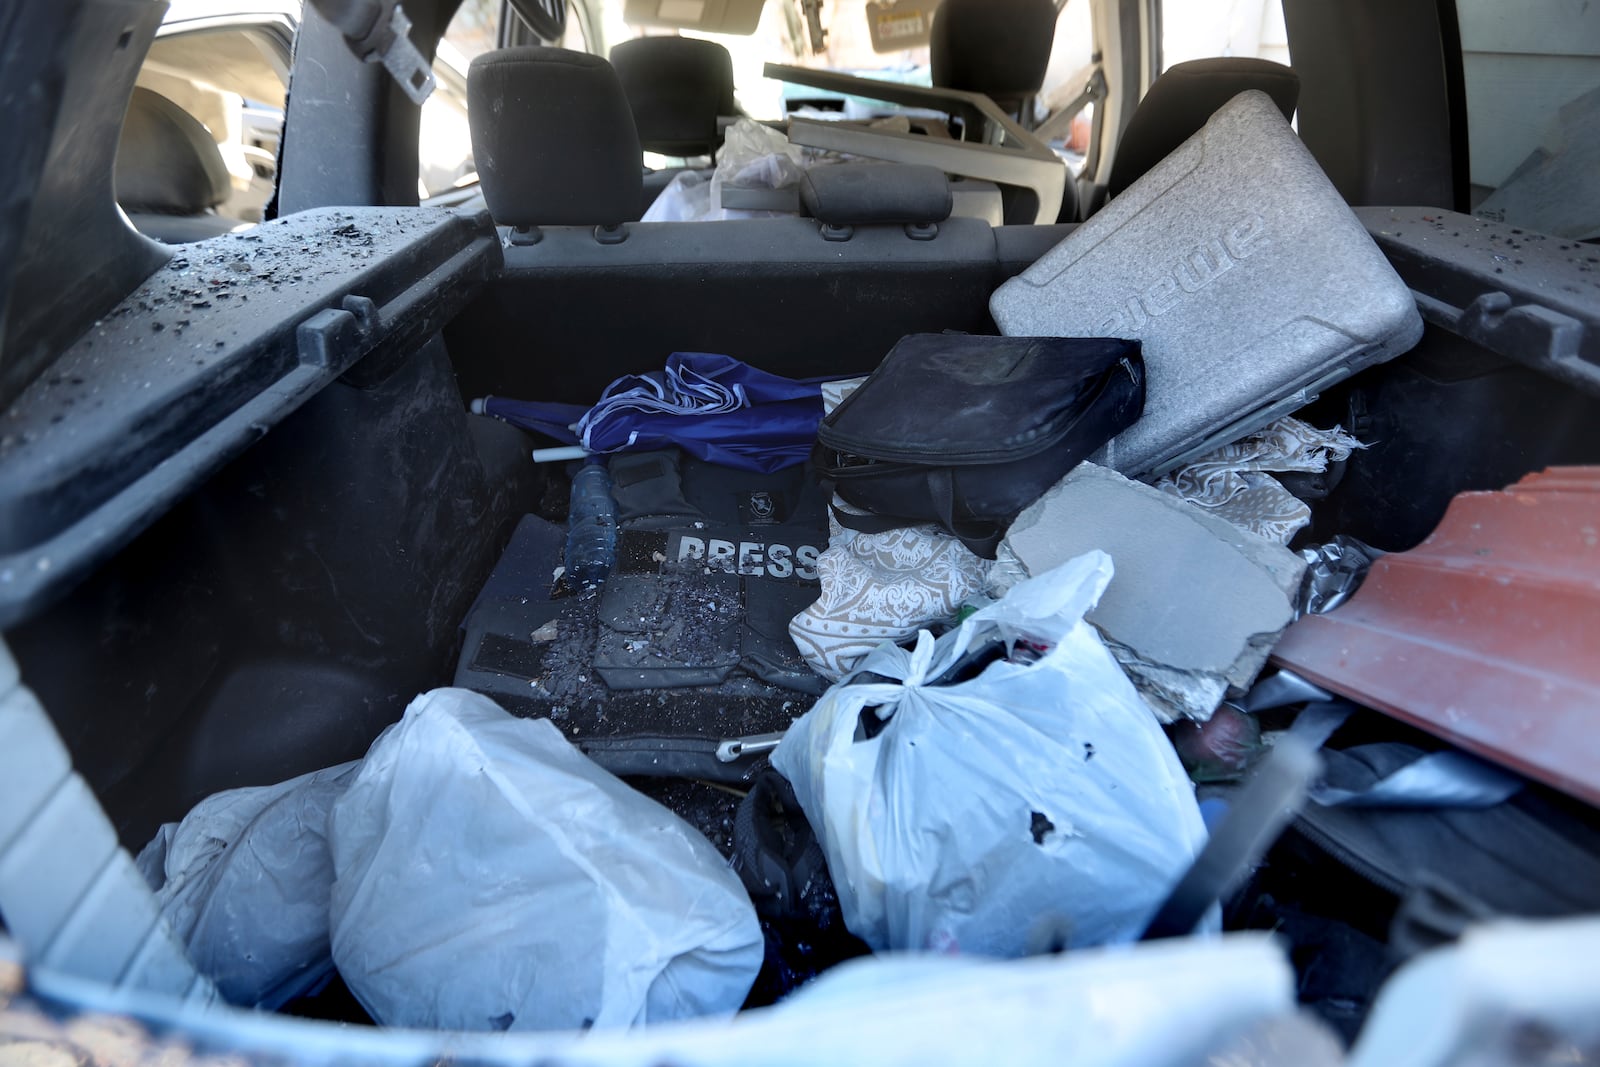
[990,90,1423,477]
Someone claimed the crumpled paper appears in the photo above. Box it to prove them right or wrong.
[1154,417,1364,544]
[789,378,991,681]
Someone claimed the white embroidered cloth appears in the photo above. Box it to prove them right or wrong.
[1153,417,1363,544]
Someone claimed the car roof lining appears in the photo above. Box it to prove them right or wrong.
[145,26,290,109]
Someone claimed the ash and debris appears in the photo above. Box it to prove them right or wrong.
[1369,208,1600,299]
[0,207,472,459]
[508,582,803,742]
[631,779,743,857]
[529,595,603,708]
[597,574,742,674]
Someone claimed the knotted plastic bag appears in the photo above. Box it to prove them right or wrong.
[773,552,1209,955]
[328,688,762,1031]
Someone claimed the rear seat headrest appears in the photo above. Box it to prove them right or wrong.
[1109,58,1300,198]
[800,164,953,228]
[610,36,736,158]
[115,87,231,215]
[930,0,1056,105]
[468,47,642,229]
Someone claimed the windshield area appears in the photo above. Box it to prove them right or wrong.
[586,0,1094,169]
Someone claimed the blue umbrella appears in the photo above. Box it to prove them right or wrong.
[479,352,840,474]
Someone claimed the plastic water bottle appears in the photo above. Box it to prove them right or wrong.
[565,461,616,590]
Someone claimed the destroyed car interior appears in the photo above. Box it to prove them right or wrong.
[2,0,1599,1061]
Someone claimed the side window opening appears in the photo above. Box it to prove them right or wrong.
[1455,0,1600,239]
[126,22,292,231]
[1160,0,1289,73]
[420,0,501,199]
[1036,0,1097,173]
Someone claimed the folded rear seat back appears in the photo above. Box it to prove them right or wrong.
[991,90,1423,479]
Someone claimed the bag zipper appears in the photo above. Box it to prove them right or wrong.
[1290,813,1409,896]
[818,359,1134,466]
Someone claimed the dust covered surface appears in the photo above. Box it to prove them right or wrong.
[631,778,743,856]
[471,588,808,742]
[0,207,484,459]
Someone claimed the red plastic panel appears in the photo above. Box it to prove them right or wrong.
[1274,467,1600,806]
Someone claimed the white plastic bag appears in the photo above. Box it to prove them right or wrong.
[642,119,806,222]
[136,761,359,1009]
[772,552,1209,956]
[327,688,763,1032]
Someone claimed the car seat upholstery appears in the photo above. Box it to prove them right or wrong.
[930,0,1056,120]
[611,37,736,158]
[467,47,642,232]
[1107,58,1300,198]
[115,87,239,243]
[610,36,738,217]
[451,48,1029,405]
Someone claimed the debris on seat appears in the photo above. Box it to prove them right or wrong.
[774,552,1210,956]
[645,118,806,222]
[991,462,1305,723]
[1152,416,1364,544]
[328,688,763,1032]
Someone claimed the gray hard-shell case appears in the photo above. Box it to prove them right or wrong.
[990,90,1423,477]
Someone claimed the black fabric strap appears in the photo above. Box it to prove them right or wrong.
[826,468,1002,557]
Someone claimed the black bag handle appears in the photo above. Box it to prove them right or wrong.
[818,356,1140,559]
[829,468,1003,557]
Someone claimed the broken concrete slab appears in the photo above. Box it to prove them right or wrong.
[992,463,1306,722]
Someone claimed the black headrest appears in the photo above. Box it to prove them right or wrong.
[930,0,1056,104]
[801,164,952,226]
[610,36,736,158]
[1109,58,1300,198]
[468,48,642,228]
[115,87,231,215]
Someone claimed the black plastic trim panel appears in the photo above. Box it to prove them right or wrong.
[1359,207,1600,396]
[0,206,502,627]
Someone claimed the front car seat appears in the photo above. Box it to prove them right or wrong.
[115,87,241,243]
[930,0,1057,123]
[1106,57,1300,199]
[610,36,738,215]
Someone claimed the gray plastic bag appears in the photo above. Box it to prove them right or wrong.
[328,688,763,1032]
[136,761,359,1009]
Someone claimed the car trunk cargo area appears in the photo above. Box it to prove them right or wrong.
[3,194,1600,1050]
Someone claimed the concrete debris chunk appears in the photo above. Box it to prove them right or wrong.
[991,463,1305,722]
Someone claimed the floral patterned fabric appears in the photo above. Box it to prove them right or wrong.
[789,518,992,682]
[1152,417,1364,545]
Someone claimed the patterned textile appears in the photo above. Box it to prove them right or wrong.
[789,519,992,682]
[1153,417,1363,544]
[789,378,991,681]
